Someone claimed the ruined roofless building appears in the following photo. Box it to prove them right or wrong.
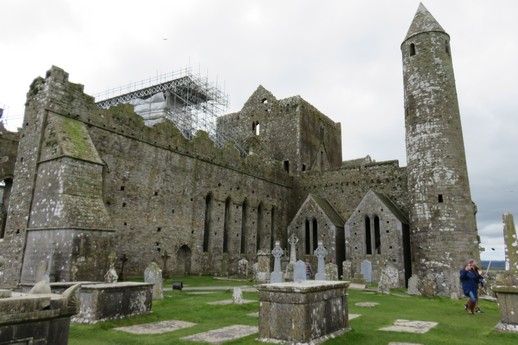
[0,4,479,297]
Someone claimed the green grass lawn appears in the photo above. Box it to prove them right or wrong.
[69,277,517,345]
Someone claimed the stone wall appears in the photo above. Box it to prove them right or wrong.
[0,66,296,285]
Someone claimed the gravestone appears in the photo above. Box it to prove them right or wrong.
[270,241,285,283]
[161,250,171,279]
[232,287,243,304]
[293,260,307,282]
[256,250,270,283]
[144,261,164,300]
[104,251,118,283]
[492,212,518,333]
[35,260,48,282]
[378,262,399,294]
[342,260,352,281]
[238,258,249,279]
[315,241,327,280]
[284,234,299,282]
[360,260,372,283]
[407,275,420,295]
[325,261,339,281]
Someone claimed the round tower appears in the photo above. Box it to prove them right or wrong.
[401,4,479,296]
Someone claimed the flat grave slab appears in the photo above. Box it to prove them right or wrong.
[113,320,197,334]
[388,343,424,345]
[355,302,378,307]
[182,324,258,344]
[379,319,438,334]
[349,313,361,320]
[207,299,256,305]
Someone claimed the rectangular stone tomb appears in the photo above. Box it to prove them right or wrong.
[0,286,80,345]
[256,281,350,344]
[73,282,153,323]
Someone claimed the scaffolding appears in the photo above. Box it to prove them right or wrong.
[94,68,245,154]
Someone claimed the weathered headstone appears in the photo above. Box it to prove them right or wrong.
[144,261,164,300]
[342,260,352,281]
[238,258,249,279]
[378,262,399,294]
[232,287,243,304]
[284,234,299,282]
[35,260,48,282]
[293,260,307,282]
[315,241,327,280]
[71,262,78,281]
[161,250,171,279]
[270,241,284,283]
[360,260,372,283]
[325,261,339,281]
[407,275,420,295]
[255,250,270,283]
[104,251,118,283]
[492,213,518,333]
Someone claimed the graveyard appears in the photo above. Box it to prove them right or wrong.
[66,275,515,345]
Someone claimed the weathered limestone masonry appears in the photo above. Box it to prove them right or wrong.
[0,66,294,286]
[402,4,479,296]
[0,5,480,297]
[217,85,342,175]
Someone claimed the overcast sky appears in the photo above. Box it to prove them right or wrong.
[1,0,516,262]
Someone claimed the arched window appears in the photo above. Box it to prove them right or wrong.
[223,197,231,253]
[203,193,213,252]
[365,216,372,255]
[256,203,263,251]
[410,43,416,56]
[312,218,318,251]
[374,216,381,254]
[305,219,311,254]
[270,206,275,250]
[240,199,248,254]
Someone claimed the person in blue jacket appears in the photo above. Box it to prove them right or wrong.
[459,259,483,314]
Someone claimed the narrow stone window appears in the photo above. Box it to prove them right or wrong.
[270,206,275,250]
[203,193,213,252]
[365,216,372,255]
[410,43,416,56]
[256,203,263,251]
[223,197,231,253]
[374,216,381,254]
[283,160,290,173]
[312,218,318,251]
[302,164,306,172]
[438,194,444,203]
[240,199,248,254]
[255,122,260,135]
[305,219,311,254]
[445,40,450,56]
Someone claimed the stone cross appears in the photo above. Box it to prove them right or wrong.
[270,240,284,283]
[288,234,299,263]
[314,241,327,280]
[503,212,518,274]
[161,250,171,279]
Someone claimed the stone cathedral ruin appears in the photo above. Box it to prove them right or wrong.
[0,4,480,297]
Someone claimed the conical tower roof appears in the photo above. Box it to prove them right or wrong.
[404,3,447,41]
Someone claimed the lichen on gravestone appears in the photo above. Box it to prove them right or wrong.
[496,213,518,286]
